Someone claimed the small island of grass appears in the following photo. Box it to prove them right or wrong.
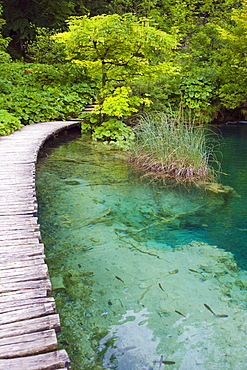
[129,112,218,185]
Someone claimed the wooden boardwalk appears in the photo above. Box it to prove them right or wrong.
[0,117,87,369]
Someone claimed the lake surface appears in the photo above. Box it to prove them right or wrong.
[36,125,247,369]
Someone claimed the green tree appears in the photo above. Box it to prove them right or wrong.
[0,4,10,62]
[107,0,159,17]
[216,0,247,116]
[1,0,87,58]
[25,27,67,64]
[152,0,241,121]
[54,13,177,146]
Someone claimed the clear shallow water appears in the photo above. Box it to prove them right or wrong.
[36,126,247,370]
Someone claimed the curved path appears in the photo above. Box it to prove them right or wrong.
[0,118,87,369]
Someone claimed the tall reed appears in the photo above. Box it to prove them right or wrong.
[129,112,218,184]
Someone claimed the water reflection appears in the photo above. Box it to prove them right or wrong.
[99,309,160,370]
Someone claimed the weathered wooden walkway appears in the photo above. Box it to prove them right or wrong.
[0,117,86,369]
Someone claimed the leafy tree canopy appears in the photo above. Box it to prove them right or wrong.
[215,0,247,112]
[1,0,87,57]
[54,13,178,145]
[0,4,10,62]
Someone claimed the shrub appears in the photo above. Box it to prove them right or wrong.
[25,28,67,64]
[0,61,97,131]
[0,109,22,135]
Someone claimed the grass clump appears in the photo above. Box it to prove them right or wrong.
[129,112,218,184]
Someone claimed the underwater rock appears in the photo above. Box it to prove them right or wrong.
[51,276,66,290]
[235,280,247,290]
[64,180,81,185]
[203,182,238,197]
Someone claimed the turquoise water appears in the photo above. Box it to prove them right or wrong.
[36,126,247,370]
[198,125,247,268]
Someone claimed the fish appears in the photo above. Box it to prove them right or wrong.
[163,361,176,365]
[204,303,228,317]
[189,268,200,273]
[115,276,124,283]
[175,310,186,317]
[204,303,215,315]
[169,269,179,274]
[158,283,165,291]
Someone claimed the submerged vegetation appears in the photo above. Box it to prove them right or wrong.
[129,112,218,184]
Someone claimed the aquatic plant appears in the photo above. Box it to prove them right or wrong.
[129,111,218,184]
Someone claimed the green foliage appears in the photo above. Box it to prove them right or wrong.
[0,4,10,62]
[108,0,159,17]
[25,28,67,64]
[0,109,22,136]
[1,0,246,126]
[216,1,247,113]
[93,86,151,117]
[54,13,177,86]
[90,119,135,149]
[180,76,216,114]
[0,62,96,133]
[132,73,181,113]
[1,0,87,58]
[54,13,177,143]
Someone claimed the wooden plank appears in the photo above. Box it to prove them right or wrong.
[0,314,61,339]
[0,244,44,254]
[0,225,40,233]
[0,200,37,206]
[0,297,55,313]
[0,301,56,325]
[0,279,51,295]
[0,168,35,174]
[0,329,58,358]
[0,264,48,276]
[0,202,36,208]
[0,211,37,217]
[0,254,45,263]
[0,237,41,246]
[0,118,86,368]
[0,231,41,241]
[0,252,45,261]
[0,201,37,208]
[0,220,38,227]
[1,184,35,189]
[0,264,49,281]
[0,272,49,285]
[0,188,36,194]
[0,216,38,224]
[0,349,70,369]
[0,288,48,303]
[0,257,45,270]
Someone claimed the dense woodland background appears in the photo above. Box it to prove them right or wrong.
[0,0,247,137]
